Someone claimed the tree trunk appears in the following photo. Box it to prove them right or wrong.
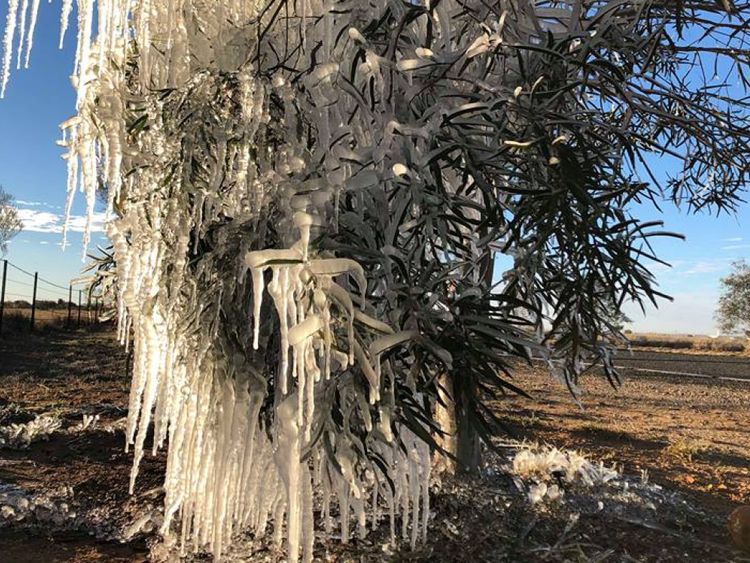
[455,405,482,474]
[433,371,457,475]
[433,372,482,475]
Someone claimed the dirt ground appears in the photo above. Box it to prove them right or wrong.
[500,362,750,512]
[0,330,749,562]
[0,329,159,562]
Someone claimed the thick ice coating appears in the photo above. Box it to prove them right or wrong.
[0,1,433,561]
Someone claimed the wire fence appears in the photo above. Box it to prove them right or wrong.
[0,259,104,336]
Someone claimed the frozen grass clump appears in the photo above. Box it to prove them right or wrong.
[511,446,619,505]
[0,415,62,449]
[0,413,128,450]
[0,483,76,527]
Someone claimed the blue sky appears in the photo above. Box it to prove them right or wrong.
[0,3,108,303]
[0,3,748,333]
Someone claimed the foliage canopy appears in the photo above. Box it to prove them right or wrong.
[717,260,750,335]
[0,185,21,255]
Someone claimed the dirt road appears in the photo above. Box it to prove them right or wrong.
[615,350,750,381]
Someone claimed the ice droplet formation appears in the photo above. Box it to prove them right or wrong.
[1,2,433,560]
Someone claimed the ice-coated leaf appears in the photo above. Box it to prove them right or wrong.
[369,330,419,357]
[353,309,395,335]
[308,258,367,293]
[288,315,324,347]
[245,249,304,269]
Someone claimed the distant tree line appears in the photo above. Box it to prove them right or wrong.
[0,185,22,255]
[4,299,73,310]
[717,260,750,338]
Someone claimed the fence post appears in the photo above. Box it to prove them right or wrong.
[0,260,7,336]
[30,272,38,332]
[77,290,82,328]
[67,285,73,327]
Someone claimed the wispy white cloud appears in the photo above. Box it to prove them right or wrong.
[17,210,60,233]
[681,259,732,275]
[721,244,750,251]
[17,208,106,234]
[722,237,743,243]
[649,259,684,273]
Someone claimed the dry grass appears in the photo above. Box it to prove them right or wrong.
[627,332,747,354]
[664,438,706,463]
[1,308,96,334]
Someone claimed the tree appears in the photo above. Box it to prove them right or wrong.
[0,185,21,255]
[2,1,750,561]
[717,260,750,337]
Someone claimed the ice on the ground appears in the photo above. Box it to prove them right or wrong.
[0,415,62,449]
[512,446,620,504]
[0,483,76,527]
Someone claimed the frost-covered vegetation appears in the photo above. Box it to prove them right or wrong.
[511,446,619,505]
[0,415,62,448]
[0,413,121,449]
[3,0,750,561]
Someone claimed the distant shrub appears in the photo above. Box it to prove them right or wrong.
[694,339,746,353]
[629,333,746,353]
[630,337,691,349]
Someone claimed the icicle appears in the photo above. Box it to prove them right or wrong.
[75,0,95,110]
[420,440,431,542]
[276,396,302,563]
[288,315,324,346]
[388,480,396,546]
[139,0,152,88]
[371,482,379,531]
[59,0,73,48]
[15,0,28,70]
[250,267,264,349]
[304,345,316,441]
[296,342,304,427]
[379,406,393,442]
[60,150,78,250]
[81,141,97,257]
[0,0,19,97]
[409,450,420,549]
[294,211,313,261]
[338,481,350,544]
[301,464,314,563]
